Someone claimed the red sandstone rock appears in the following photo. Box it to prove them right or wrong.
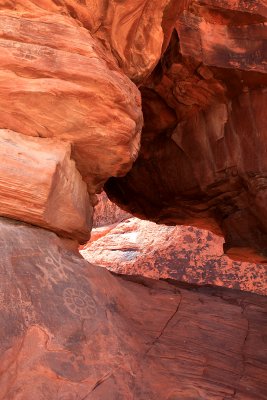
[82,216,267,296]
[105,2,267,261]
[2,0,187,82]
[177,10,267,73]
[0,217,266,399]
[93,192,130,228]
[0,2,266,398]
[0,1,266,258]
[0,129,92,242]
[0,2,144,242]
[82,194,267,295]
[0,8,142,195]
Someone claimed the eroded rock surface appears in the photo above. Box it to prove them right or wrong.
[105,1,267,261]
[0,2,266,398]
[0,129,92,242]
[0,1,266,257]
[0,2,143,235]
[93,192,130,228]
[82,195,267,295]
[0,217,267,400]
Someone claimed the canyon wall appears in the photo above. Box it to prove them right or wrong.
[105,1,267,262]
[0,1,266,398]
[0,0,266,258]
[0,218,267,400]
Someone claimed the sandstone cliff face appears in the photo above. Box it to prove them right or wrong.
[0,2,143,242]
[104,1,267,261]
[0,2,266,398]
[0,0,266,257]
[0,218,266,400]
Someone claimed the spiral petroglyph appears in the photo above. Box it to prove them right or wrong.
[63,288,96,319]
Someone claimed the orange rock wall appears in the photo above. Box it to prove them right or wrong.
[0,129,92,241]
[0,2,143,242]
[0,2,266,397]
[0,1,266,256]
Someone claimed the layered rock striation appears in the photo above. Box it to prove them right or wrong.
[0,218,266,399]
[0,0,266,257]
[0,129,92,242]
[0,2,142,242]
[0,1,266,398]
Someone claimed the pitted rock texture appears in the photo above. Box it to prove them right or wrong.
[93,192,130,228]
[0,217,267,399]
[83,194,267,294]
[82,216,267,296]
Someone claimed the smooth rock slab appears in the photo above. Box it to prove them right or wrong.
[0,217,266,399]
[0,129,92,242]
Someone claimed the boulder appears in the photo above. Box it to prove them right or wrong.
[0,129,92,242]
[0,8,142,194]
[82,212,267,296]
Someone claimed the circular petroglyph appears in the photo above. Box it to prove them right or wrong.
[63,288,96,319]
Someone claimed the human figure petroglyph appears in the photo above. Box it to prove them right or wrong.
[35,248,73,288]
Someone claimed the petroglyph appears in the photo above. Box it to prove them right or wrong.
[35,248,73,288]
[63,288,96,319]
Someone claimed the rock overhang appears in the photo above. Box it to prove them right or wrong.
[0,0,266,261]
